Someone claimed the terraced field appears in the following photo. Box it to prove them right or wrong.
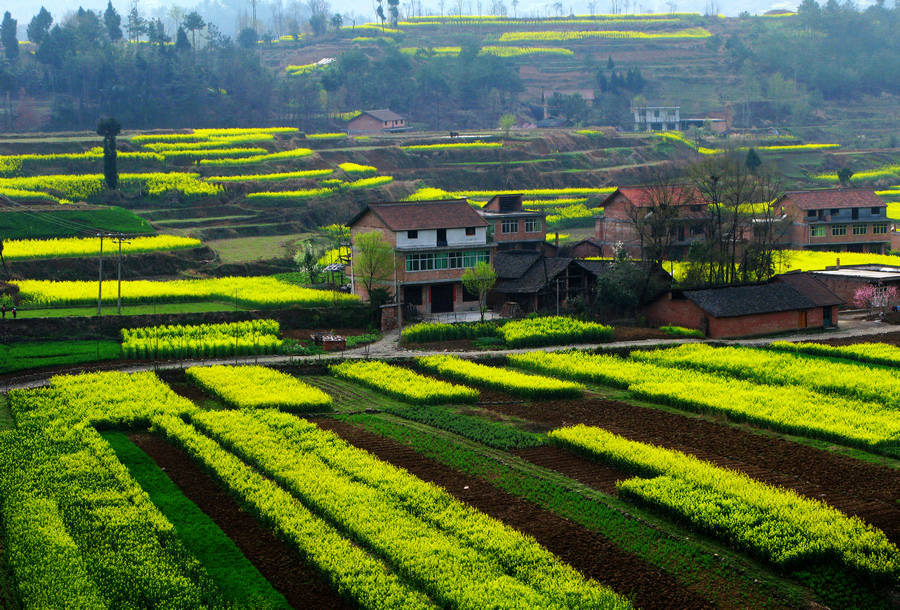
[1,342,897,608]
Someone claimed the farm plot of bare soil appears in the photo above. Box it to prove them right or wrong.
[477,393,900,543]
[316,418,716,610]
[128,433,353,610]
[816,330,900,347]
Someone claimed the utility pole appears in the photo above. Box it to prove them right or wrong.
[111,233,131,314]
[97,233,104,316]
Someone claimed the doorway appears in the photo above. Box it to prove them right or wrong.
[430,284,454,313]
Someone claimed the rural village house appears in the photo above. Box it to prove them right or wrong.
[347,109,408,134]
[643,272,843,339]
[346,196,551,321]
[773,189,892,254]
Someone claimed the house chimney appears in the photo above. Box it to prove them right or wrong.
[836,257,840,269]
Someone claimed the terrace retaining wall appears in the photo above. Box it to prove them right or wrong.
[0,304,372,342]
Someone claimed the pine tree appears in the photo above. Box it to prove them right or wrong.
[104,2,123,41]
[1,12,19,61]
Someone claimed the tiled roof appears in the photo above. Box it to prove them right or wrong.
[679,280,831,318]
[603,186,704,208]
[774,272,844,307]
[349,200,489,231]
[778,189,883,210]
[493,255,573,293]
[361,109,405,122]
[493,250,543,279]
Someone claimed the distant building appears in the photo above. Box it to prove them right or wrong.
[347,109,408,134]
[643,272,843,339]
[774,189,891,254]
[632,106,680,132]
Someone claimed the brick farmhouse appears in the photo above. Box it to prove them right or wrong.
[347,109,407,134]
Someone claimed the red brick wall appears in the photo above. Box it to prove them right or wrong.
[644,293,835,338]
[572,241,603,258]
[780,202,891,252]
[494,218,545,244]
[347,115,385,133]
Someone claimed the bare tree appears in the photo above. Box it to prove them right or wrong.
[624,170,694,270]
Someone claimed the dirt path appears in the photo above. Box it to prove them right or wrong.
[479,394,900,544]
[316,418,721,610]
[129,433,352,610]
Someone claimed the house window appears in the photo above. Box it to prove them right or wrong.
[832,224,847,236]
[853,224,867,235]
[873,223,889,234]
[407,230,418,239]
[501,219,518,233]
[405,253,433,272]
[830,209,840,216]
[524,218,542,233]
[810,226,826,237]
[463,250,489,267]
[465,227,476,236]
[807,210,817,218]
[405,250,488,272]
[872,207,882,215]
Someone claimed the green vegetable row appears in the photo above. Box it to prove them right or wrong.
[769,340,900,368]
[401,320,501,343]
[550,425,899,579]
[122,320,284,360]
[152,413,434,609]
[417,355,584,398]
[509,351,900,454]
[190,408,630,609]
[498,316,613,348]
[632,344,900,409]
[186,365,332,411]
[331,360,478,404]
[383,405,545,449]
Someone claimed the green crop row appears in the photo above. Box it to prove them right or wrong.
[384,405,545,449]
[338,162,377,174]
[551,425,899,579]
[331,360,478,404]
[660,325,705,337]
[207,169,333,182]
[631,343,900,409]
[499,316,613,347]
[2,373,222,607]
[4,235,201,260]
[769,340,900,368]
[401,141,502,151]
[511,350,900,454]
[198,147,314,166]
[191,408,631,609]
[151,412,434,610]
[401,320,501,342]
[121,320,283,359]
[186,365,332,411]
[14,276,359,309]
[417,355,584,398]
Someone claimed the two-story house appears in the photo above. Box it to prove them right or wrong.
[774,189,891,254]
[594,187,710,259]
[477,194,549,252]
[347,199,493,314]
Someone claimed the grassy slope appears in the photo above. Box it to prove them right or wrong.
[102,431,290,609]
[0,207,153,239]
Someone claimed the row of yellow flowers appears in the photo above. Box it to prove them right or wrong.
[186,365,332,411]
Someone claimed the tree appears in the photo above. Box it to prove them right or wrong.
[182,11,204,50]
[126,6,145,42]
[1,12,19,61]
[96,117,121,189]
[104,2,123,41]
[376,0,386,28]
[388,0,400,26]
[624,171,691,270]
[331,13,343,30]
[745,147,761,173]
[237,27,257,49]
[499,113,515,138]
[595,243,669,316]
[461,261,497,321]
[175,26,190,52]
[308,13,328,35]
[837,167,853,186]
[27,7,53,45]
[353,230,394,300]
[853,284,898,310]
[294,243,323,284]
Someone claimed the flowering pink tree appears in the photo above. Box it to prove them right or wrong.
[853,284,899,309]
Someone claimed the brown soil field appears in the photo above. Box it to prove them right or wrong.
[129,432,354,610]
[475,392,900,544]
[817,330,900,347]
[316,418,720,610]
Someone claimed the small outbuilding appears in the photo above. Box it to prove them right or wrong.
[643,272,843,339]
[347,109,408,134]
